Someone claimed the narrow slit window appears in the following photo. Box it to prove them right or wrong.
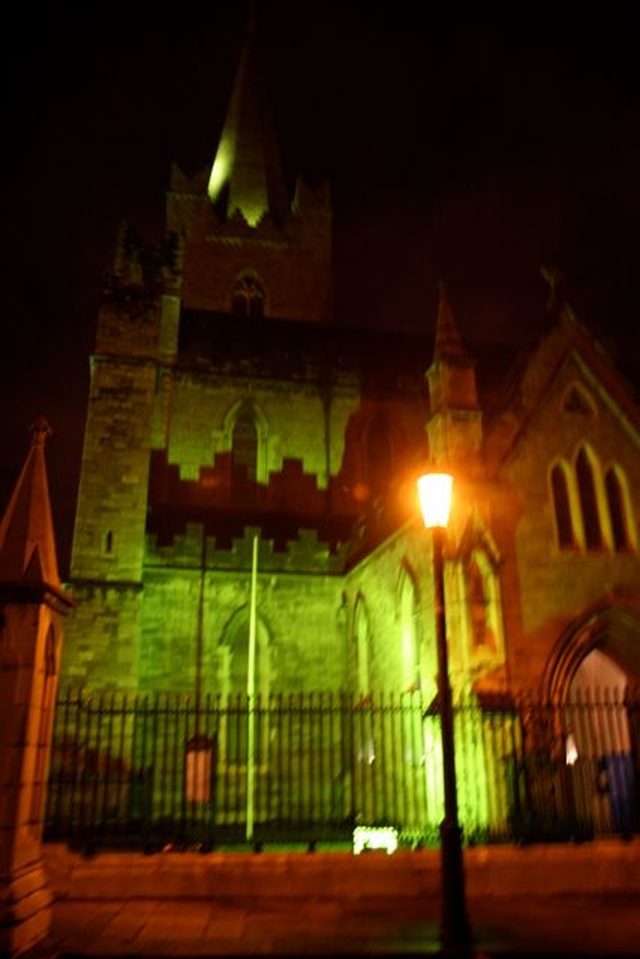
[605,469,630,552]
[551,465,575,548]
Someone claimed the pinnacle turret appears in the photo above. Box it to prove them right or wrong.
[434,281,467,362]
[0,418,61,588]
[425,284,483,469]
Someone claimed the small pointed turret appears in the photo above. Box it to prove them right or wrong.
[434,281,467,362]
[0,417,60,588]
[207,4,289,226]
[425,284,483,469]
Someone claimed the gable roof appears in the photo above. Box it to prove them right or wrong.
[484,305,640,470]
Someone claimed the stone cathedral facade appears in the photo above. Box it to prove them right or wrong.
[60,13,640,832]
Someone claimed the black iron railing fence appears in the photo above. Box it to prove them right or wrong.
[44,687,640,850]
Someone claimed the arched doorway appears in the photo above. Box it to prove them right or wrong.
[544,604,640,701]
[544,608,640,837]
[567,650,635,836]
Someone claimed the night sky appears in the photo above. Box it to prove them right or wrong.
[3,3,640,575]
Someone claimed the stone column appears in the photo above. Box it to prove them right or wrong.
[0,419,73,955]
[0,598,65,953]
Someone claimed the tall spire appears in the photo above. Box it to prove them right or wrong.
[0,418,61,588]
[434,280,467,362]
[207,3,289,226]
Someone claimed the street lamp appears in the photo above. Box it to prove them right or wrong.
[417,472,473,954]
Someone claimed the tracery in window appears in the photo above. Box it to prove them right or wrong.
[549,449,636,554]
[232,273,265,319]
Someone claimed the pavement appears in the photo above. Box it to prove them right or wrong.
[23,842,640,958]
[37,890,640,958]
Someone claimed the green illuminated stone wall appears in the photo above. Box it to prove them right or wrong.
[164,376,357,489]
[167,187,333,324]
[344,526,440,699]
[139,526,349,696]
[60,584,142,693]
[69,352,158,585]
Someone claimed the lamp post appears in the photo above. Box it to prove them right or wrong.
[417,472,473,954]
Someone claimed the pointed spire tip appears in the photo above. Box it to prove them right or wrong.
[434,281,467,362]
[29,417,52,447]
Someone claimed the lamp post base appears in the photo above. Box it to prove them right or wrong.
[439,819,473,955]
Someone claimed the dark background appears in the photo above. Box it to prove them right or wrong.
[3,2,640,576]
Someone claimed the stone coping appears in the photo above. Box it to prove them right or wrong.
[43,840,640,901]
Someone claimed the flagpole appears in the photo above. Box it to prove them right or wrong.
[246,532,259,842]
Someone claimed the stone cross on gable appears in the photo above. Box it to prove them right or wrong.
[540,265,563,313]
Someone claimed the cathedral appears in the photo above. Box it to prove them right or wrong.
[48,10,640,843]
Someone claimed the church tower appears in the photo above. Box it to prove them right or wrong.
[167,6,332,323]
[63,8,336,691]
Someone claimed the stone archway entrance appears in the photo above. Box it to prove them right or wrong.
[543,603,640,701]
[568,649,634,835]
[543,605,640,837]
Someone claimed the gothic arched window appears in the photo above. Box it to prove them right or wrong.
[354,598,372,696]
[232,408,257,481]
[551,462,575,548]
[605,467,631,552]
[218,611,270,765]
[231,405,258,503]
[466,551,498,654]
[232,274,265,319]
[576,447,602,549]
[467,559,488,648]
[398,567,420,692]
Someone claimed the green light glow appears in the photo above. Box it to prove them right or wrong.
[207,137,267,227]
[236,202,265,228]
[207,141,232,206]
[422,709,497,837]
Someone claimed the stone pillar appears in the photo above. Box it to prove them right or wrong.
[0,419,73,955]
[0,590,71,954]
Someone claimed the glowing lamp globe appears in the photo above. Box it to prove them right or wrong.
[417,472,453,529]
